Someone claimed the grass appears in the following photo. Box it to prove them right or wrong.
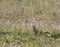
[0,0,60,29]
[0,0,60,47]
[0,26,60,47]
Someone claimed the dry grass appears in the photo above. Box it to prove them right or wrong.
[0,0,60,47]
[0,0,60,29]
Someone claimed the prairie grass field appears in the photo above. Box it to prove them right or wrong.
[0,26,60,47]
[0,0,60,47]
